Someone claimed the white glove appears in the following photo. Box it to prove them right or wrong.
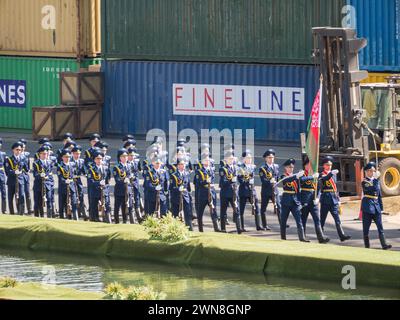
[155,185,162,191]
[232,177,237,183]
[312,173,319,179]
[206,178,212,184]
[296,170,305,179]
[15,170,21,175]
[40,173,46,178]
[313,199,320,206]
[270,178,276,184]
[100,180,106,186]
[179,186,185,192]
[124,178,130,184]
[249,179,255,185]
[373,171,381,179]
[65,179,71,185]
[332,169,339,175]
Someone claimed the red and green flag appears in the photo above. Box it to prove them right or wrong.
[305,79,323,174]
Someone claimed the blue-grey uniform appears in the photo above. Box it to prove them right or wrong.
[319,156,351,242]
[19,142,33,215]
[5,142,26,215]
[279,159,308,242]
[219,157,241,234]
[194,161,220,232]
[57,151,78,220]
[70,147,87,220]
[169,163,193,230]
[259,149,281,230]
[128,158,142,209]
[361,162,391,250]
[0,138,6,213]
[299,166,329,244]
[32,150,55,218]
[113,157,132,224]
[88,153,112,223]
[238,159,262,231]
[143,163,169,217]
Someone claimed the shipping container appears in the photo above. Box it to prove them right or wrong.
[361,72,398,84]
[346,0,400,72]
[102,60,319,143]
[102,0,344,64]
[0,0,101,58]
[0,56,100,130]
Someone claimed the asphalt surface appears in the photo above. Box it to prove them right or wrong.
[0,131,399,251]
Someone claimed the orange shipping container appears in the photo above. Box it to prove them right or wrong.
[0,0,100,58]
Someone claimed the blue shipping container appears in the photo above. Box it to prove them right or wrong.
[346,0,400,72]
[102,61,320,143]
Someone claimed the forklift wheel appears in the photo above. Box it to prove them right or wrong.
[379,157,400,197]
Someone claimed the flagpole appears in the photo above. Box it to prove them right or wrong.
[314,74,323,201]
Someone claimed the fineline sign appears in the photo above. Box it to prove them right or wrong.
[0,80,26,108]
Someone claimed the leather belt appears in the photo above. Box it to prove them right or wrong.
[364,195,378,200]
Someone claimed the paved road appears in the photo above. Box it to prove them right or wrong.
[1,132,399,251]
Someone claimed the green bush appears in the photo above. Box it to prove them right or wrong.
[0,277,18,288]
[143,213,190,243]
[104,282,165,300]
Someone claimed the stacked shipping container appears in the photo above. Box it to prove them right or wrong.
[0,0,101,130]
[101,0,345,142]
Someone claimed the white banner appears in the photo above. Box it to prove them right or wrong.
[173,84,305,120]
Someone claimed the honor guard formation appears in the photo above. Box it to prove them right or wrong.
[0,135,392,250]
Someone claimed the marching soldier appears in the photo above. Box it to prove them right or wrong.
[19,139,33,215]
[84,133,101,168]
[32,147,54,218]
[259,149,281,231]
[300,156,330,243]
[143,153,169,217]
[123,139,137,151]
[5,142,26,215]
[56,133,74,163]
[0,138,7,214]
[279,159,309,242]
[238,151,263,232]
[169,158,193,231]
[194,154,220,232]
[113,148,132,224]
[57,141,76,164]
[361,162,392,250]
[57,149,78,220]
[319,156,351,242]
[71,145,87,220]
[127,147,143,223]
[34,138,50,160]
[219,151,242,234]
[88,150,112,223]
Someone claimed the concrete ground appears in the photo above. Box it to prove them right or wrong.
[1,131,399,251]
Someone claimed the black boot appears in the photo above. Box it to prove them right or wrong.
[1,199,6,214]
[298,227,311,243]
[336,223,351,242]
[316,225,330,244]
[235,215,242,235]
[255,214,263,231]
[280,225,287,240]
[212,218,220,232]
[220,218,227,233]
[240,214,247,232]
[198,219,204,232]
[260,212,271,231]
[26,196,34,215]
[135,208,143,223]
[18,201,25,216]
[379,233,392,250]
[364,235,370,249]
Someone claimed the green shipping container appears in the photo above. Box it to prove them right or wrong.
[102,0,345,63]
[0,56,101,130]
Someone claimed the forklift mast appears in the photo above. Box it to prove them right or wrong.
[311,28,369,194]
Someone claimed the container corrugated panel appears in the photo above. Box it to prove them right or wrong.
[0,57,100,130]
[102,0,344,64]
[102,60,319,143]
[0,0,101,58]
[347,0,400,72]
[361,72,397,84]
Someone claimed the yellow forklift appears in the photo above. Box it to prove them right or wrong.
[305,27,400,197]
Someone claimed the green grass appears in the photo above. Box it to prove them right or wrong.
[0,215,399,289]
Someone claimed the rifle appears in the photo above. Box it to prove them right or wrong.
[125,179,131,211]
[207,182,215,216]
[241,166,256,216]
[41,176,47,212]
[232,176,239,218]
[154,188,161,219]
[15,167,20,213]
[66,180,72,219]
[178,187,184,222]
[98,185,106,222]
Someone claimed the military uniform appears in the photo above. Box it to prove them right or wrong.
[127,154,143,223]
[71,146,87,220]
[319,157,351,242]
[169,163,193,230]
[32,150,55,218]
[299,167,329,243]
[5,143,26,215]
[219,156,241,234]
[88,153,112,223]
[143,162,169,217]
[279,159,308,242]
[259,150,281,230]
[194,161,220,232]
[0,139,6,213]
[113,153,132,224]
[238,161,262,231]
[361,162,391,250]
[57,152,78,220]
